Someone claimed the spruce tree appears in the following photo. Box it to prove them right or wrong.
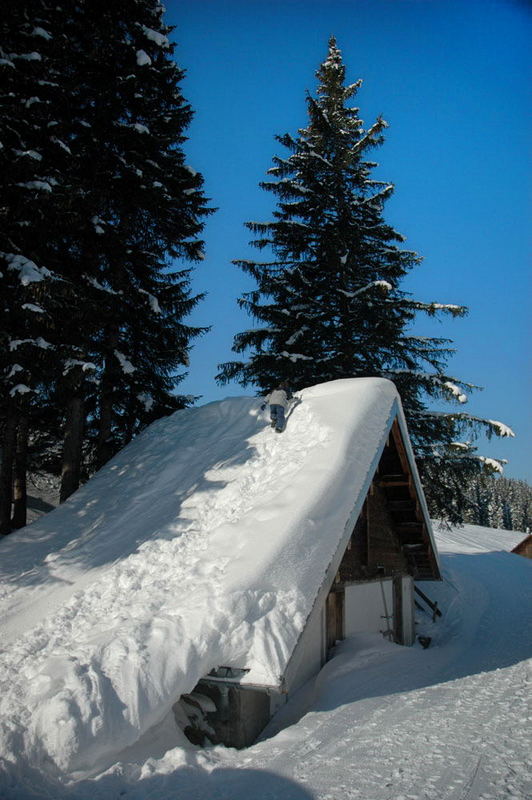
[0,1,68,531]
[57,0,212,482]
[217,38,513,523]
[1,0,212,526]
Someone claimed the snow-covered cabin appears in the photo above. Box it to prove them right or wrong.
[178,378,440,748]
[0,378,441,773]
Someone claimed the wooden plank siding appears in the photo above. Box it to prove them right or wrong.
[335,416,438,585]
[512,534,532,559]
[367,483,409,575]
[379,420,440,580]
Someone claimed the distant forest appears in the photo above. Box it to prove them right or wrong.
[460,475,531,534]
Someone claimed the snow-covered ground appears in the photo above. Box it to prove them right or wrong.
[0,384,530,799]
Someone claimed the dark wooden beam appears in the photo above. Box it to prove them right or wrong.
[379,474,409,487]
[388,499,416,511]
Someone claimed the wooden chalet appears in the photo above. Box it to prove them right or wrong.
[175,379,441,750]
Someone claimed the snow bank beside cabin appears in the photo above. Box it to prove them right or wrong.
[0,379,398,777]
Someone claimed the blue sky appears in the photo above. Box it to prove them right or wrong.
[166,0,530,482]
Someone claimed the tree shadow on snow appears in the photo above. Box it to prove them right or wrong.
[0,397,305,590]
[81,767,315,800]
[0,763,316,800]
[26,494,57,515]
[0,408,265,588]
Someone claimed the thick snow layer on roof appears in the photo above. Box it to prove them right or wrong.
[0,378,408,775]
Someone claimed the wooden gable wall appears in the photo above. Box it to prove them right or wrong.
[335,418,440,584]
[512,534,532,559]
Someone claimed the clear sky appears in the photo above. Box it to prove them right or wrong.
[166,0,531,482]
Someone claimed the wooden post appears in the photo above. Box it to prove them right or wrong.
[60,390,84,503]
[0,401,17,535]
[11,407,29,529]
[393,575,404,644]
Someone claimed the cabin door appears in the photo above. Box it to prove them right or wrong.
[326,589,344,653]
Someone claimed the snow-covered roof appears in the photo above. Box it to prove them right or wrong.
[0,378,437,775]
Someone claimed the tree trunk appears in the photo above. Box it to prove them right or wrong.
[60,374,85,503]
[96,330,118,469]
[0,401,18,535]
[11,406,29,529]
[96,388,113,469]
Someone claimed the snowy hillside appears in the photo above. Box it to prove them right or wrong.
[0,382,530,799]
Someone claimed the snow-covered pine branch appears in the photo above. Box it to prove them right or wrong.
[337,279,393,299]
[403,299,468,317]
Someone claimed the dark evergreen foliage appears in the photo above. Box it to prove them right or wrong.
[217,38,513,523]
[0,1,65,531]
[1,0,211,529]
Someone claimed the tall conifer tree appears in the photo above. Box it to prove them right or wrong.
[57,0,212,482]
[218,38,513,522]
[1,0,212,526]
[0,1,67,530]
